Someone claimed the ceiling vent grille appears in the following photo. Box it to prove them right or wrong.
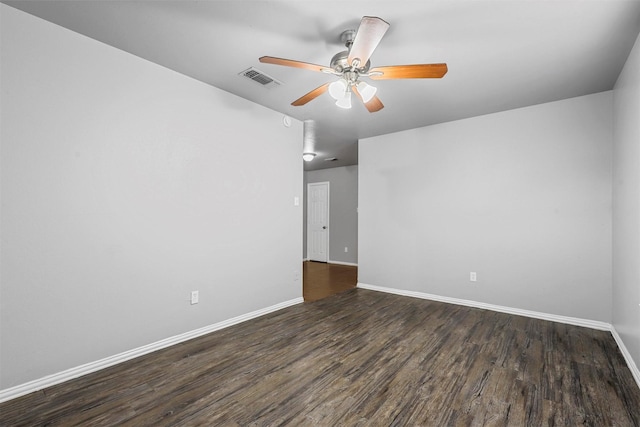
[239,67,282,88]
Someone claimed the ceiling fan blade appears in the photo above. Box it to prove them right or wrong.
[368,63,448,80]
[347,16,390,68]
[362,95,385,113]
[259,56,327,73]
[292,83,330,106]
[353,85,384,113]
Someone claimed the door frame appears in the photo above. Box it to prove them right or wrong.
[307,181,330,262]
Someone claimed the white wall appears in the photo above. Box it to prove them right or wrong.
[613,31,640,372]
[303,166,358,265]
[0,5,302,389]
[359,92,613,322]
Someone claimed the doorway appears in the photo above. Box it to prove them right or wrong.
[303,167,359,301]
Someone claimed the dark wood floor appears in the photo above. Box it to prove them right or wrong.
[2,289,639,426]
[303,260,357,302]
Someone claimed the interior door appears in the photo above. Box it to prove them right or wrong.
[307,182,329,262]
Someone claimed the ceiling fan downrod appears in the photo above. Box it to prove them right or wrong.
[340,29,356,49]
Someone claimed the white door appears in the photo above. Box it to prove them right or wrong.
[307,182,329,262]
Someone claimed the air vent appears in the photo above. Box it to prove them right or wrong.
[239,67,282,88]
[324,157,338,162]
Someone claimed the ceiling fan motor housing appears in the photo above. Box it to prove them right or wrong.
[330,50,370,75]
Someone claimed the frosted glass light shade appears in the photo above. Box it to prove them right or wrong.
[302,153,316,161]
[335,91,352,109]
[357,81,377,103]
[328,79,347,100]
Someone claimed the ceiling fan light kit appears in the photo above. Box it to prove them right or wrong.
[335,90,352,109]
[330,79,353,109]
[259,16,447,113]
[328,79,348,99]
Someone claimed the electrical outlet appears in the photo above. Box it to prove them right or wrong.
[190,290,199,305]
[470,272,477,282]
[344,247,348,253]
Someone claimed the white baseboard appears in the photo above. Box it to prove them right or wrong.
[357,282,640,390]
[0,297,304,404]
[357,282,610,330]
[328,260,358,267]
[610,327,640,389]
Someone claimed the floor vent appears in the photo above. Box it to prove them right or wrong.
[239,67,282,88]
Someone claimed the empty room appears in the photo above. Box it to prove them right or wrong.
[1,1,640,425]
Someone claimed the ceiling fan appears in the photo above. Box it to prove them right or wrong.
[259,16,448,113]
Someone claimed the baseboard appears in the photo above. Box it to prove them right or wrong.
[328,260,358,267]
[357,282,640,390]
[0,297,304,404]
[357,283,611,331]
[610,327,640,389]
[303,259,358,267]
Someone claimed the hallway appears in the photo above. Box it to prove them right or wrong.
[302,261,357,302]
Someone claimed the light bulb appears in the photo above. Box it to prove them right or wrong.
[357,81,377,103]
[328,79,347,100]
[302,153,316,161]
[335,90,352,109]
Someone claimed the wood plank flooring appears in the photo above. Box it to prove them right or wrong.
[2,288,639,426]
[303,261,357,302]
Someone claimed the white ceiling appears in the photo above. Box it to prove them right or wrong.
[5,1,640,171]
